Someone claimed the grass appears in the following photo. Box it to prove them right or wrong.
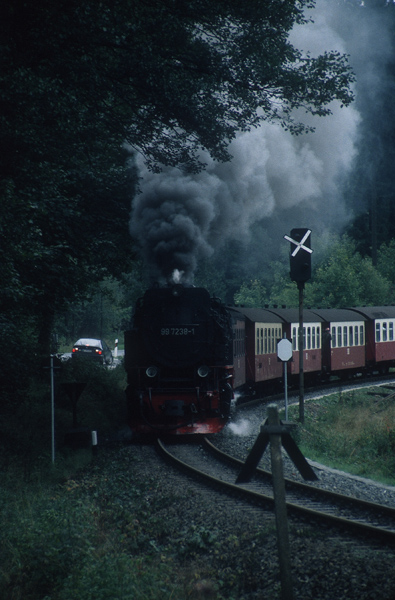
[283,385,395,486]
[2,379,395,599]
[0,460,179,600]
[0,359,186,600]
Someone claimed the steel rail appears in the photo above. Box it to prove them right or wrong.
[157,438,395,545]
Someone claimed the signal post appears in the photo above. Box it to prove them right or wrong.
[283,228,312,423]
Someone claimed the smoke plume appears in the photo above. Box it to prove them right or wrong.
[130,1,372,286]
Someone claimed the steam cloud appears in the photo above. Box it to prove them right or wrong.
[226,418,255,437]
[130,1,368,285]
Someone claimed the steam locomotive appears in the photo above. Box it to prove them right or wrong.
[124,284,234,436]
[124,284,395,436]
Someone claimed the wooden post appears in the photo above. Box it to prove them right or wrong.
[267,403,294,600]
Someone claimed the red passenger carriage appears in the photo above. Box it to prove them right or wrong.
[349,307,395,374]
[234,308,284,391]
[312,309,366,378]
[267,308,323,383]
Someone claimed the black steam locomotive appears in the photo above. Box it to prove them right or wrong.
[124,284,234,436]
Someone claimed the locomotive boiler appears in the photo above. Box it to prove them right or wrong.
[124,284,234,436]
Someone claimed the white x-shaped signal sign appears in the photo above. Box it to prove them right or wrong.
[284,229,313,257]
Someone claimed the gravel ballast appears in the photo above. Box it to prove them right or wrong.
[95,400,395,600]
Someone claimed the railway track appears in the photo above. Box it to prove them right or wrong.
[236,375,395,413]
[157,436,395,545]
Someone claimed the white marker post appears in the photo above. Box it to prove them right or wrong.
[277,338,293,421]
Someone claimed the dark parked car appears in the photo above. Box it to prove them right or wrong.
[71,338,113,365]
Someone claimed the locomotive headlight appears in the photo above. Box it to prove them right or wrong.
[146,366,158,378]
[197,365,209,378]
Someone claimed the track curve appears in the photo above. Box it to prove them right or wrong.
[157,437,395,545]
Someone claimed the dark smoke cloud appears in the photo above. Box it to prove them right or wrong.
[130,0,365,285]
[129,179,215,284]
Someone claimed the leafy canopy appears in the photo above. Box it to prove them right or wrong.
[0,0,355,355]
[1,0,354,173]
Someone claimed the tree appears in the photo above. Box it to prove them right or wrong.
[304,237,391,307]
[0,0,355,356]
[377,241,395,301]
[233,236,394,309]
[1,0,355,172]
[234,279,268,308]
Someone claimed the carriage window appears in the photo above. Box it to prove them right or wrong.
[292,327,297,351]
[303,327,306,350]
[311,327,315,349]
[331,326,336,347]
[383,322,388,342]
[390,322,394,341]
[337,326,342,347]
[376,322,381,343]
[307,327,311,350]
[354,326,359,346]
[360,325,364,346]
[349,326,353,347]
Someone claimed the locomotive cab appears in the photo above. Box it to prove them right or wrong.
[125,285,233,435]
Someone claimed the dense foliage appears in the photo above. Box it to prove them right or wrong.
[0,0,356,413]
[233,235,395,308]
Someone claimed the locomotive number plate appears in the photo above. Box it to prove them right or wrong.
[160,327,197,336]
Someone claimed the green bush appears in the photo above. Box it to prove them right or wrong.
[0,359,127,484]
